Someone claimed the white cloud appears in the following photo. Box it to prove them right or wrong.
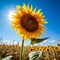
[1,40,22,45]
[43,39,57,43]
[2,40,11,44]
[0,39,59,46]
[39,39,59,46]
[49,40,56,42]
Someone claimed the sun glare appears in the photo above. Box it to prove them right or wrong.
[9,11,13,20]
[9,10,17,21]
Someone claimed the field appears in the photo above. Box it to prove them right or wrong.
[0,44,60,60]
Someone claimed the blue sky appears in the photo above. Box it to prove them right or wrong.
[0,0,60,45]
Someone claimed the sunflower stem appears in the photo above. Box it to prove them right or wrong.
[0,56,1,60]
[20,38,24,60]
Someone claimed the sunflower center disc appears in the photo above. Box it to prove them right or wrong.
[20,14,38,32]
[28,19,34,25]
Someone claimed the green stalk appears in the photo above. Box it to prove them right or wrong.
[0,56,1,60]
[20,38,24,60]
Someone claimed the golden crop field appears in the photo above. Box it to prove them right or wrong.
[0,44,60,60]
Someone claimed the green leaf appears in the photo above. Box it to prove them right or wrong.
[1,56,12,60]
[29,51,43,60]
[30,37,49,45]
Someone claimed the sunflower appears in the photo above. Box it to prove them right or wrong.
[10,4,47,40]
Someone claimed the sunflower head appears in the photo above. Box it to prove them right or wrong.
[10,4,48,40]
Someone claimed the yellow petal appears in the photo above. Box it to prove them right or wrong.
[36,9,41,15]
[44,22,48,24]
[33,8,36,13]
[16,5,22,11]
[30,5,33,11]
[40,12,43,16]
[22,4,28,13]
